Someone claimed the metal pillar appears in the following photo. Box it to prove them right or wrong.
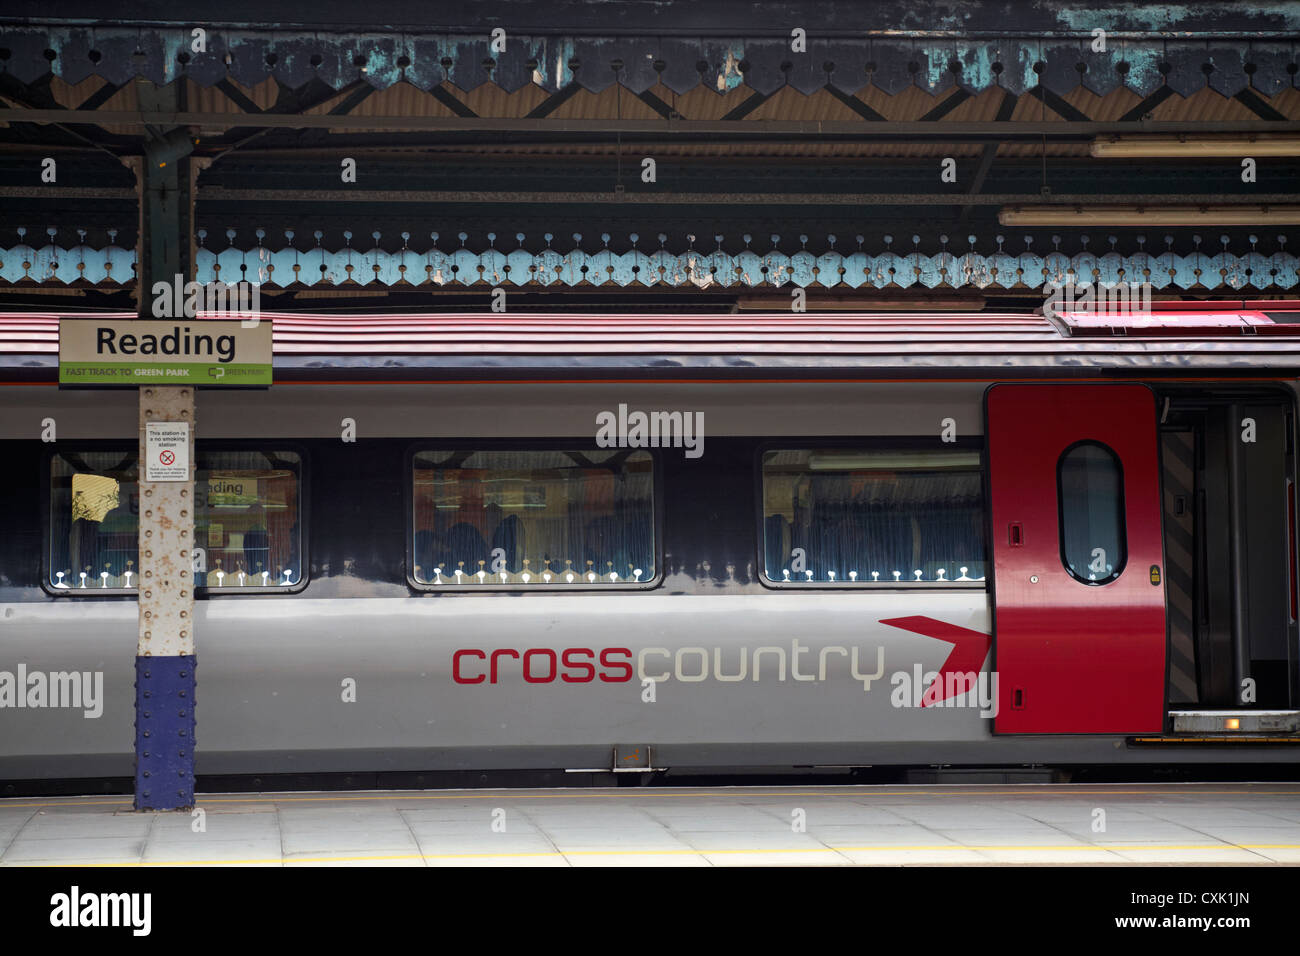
[135,76,195,294]
[135,387,197,810]
[133,75,199,811]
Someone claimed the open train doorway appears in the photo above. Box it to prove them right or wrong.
[1158,387,1300,723]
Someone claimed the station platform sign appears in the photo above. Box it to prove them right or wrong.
[58,318,272,386]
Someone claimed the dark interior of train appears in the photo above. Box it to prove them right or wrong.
[1159,387,1299,711]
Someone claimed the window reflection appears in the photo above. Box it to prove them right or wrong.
[194,452,302,588]
[762,448,986,584]
[412,449,655,586]
[52,452,138,589]
[49,449,303,591]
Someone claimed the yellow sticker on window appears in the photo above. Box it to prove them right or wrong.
[71,474,121,523]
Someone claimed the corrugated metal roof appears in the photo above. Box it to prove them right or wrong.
[4,310,1300,374]
[266,313,1062,354]
[1,311,1059,354]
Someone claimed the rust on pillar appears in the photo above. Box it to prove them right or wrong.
[138,386,196,657]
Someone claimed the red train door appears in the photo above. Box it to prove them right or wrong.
[986,384,1166,733]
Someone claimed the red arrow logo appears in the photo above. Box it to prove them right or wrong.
[879,616,992,707]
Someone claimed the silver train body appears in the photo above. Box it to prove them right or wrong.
[1,375,1298,780]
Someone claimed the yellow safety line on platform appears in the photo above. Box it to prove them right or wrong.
[15,843,1300,866]
[6,786,1300,810]
[5,786,1300,810]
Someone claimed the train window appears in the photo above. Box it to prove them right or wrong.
[48,448,304,593]
[411,449,656,588]
[50,450,139,592]
[760,448,986,586]
[1057,441,1126,585]
[194,450,303,589]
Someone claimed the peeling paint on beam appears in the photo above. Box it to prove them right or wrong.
[4,21,1299,97]
[10,0,1300,37]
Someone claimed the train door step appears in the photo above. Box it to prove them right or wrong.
[612,744,659,771]
[1170,710,1300,734]
[905,767,1060,784]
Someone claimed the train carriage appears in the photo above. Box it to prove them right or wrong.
[1,302,1299,783]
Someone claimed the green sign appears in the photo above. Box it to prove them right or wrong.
[59,319,272,387]
[60,362,271,385]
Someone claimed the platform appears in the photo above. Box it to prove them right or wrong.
[2,783,1299,866]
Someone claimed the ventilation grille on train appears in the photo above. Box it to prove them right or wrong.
[1055,300,1300,336]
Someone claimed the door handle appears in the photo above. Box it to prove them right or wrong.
[1008,522,1023,547]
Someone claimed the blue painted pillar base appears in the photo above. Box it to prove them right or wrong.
[134,655,197,811]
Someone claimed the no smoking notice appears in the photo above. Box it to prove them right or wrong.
[145,421,190,481]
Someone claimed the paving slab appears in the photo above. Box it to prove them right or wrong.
[1,783,1298,866]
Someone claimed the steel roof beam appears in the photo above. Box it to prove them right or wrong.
[6,0,1299,39]
[189,188,1300,205]
[1,110,1296,136]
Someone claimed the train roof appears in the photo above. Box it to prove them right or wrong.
[2,304,1300,379]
